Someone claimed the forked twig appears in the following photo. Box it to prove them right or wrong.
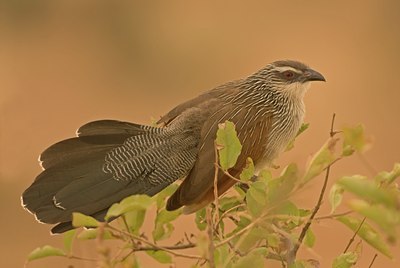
[291,113,337,260]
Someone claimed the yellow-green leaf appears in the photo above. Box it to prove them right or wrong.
[286,123,309,151]
[337,176,398,209]
[233,247,267,268]
[240,157,255,181]
[342,124,370,156]
[105,194,153,220]
[303,138,338,183]
[348,199,399,239]
[304,228,316,248]
[124,209,147,234]
[195,208,207,231]
[77,228,113,240]
[28,245,65,261]
[153,209,181,241]
[63,229,76,253]
[246,181,267,217]
[267,163,298,203]
[72,212,99,228]
[216,121,242,170]
[146,250,172,264]
[154,183,179,208]
[329,184,344,213]
[332,252,358,268]
[375,163,400,185]
[337,215,392,258]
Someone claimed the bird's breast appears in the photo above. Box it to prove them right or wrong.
[255,100,305,172]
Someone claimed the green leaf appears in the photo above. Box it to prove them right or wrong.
[303,138,338,183]
[233,247,267,268]
[329,184,344,213]
[348,199,399,239]
[286,123,309,151]
[238,227,268,252]
[216,121,242,170]
[337,176,398,209]
[304,228,316,248]
[72,212,100,228]
[63,229,76,253]
[272,200,301,227]
[195,208,207,231]
[77,228,113,240]
[246,181,267,217]
[374,163,400,185]
[214,244,230,267]
[258,169,273,183]
[289,259,320,268]
[332,252,358,268]
[267,163,298,203]
[153,209,181,241]
[337,215,393,258]
[288,261,306,268]
[105,194,153,220]
[219,196,242,212]
[240,157,255,181]
[342,124,369,156]
[28,245,65,261]
[155,183,179,208]
[124,209,147,234]
[227,215,252,237]
[146,250,172,264]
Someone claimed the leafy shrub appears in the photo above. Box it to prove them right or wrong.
[26,116,400,268]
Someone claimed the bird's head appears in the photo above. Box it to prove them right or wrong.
[250,60,325,99]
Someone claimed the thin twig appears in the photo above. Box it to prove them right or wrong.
[133,243,197,252]
[213,141,220,230]
[343,217,366,253]
[314,210,353,221]
[291,113,337,260]
[106,225,204,260]
[67,255,98,262]
[215,219,257,248]
[206,207,216,268]
[368,253,378,268]
[215,203,245,228]
[215,163,249,185]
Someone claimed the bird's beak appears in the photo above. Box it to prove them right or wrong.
[303,68,326,82]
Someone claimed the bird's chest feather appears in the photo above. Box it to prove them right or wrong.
[255,99,305,171]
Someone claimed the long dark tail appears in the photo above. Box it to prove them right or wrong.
[22,120,197,234]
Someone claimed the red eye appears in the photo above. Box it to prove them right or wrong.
[283,71,295,79]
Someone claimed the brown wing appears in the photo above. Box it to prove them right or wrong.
[158,80,241,126]
[166,102,273,212]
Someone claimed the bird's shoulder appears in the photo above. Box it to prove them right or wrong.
[157,80,243,126]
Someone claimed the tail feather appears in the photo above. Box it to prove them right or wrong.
[40,135,130,169]
[23,119,198,233]
[77,120,158,136]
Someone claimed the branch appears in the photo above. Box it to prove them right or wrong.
[132,243,197,252]
[314,210,353,221]
[206,207,216,268]
[106,225,204,260]
[343,217,366,253]
[213,141,220,229]
[291,113,337,260]
[368,253,378,268]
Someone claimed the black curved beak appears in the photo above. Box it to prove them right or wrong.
[304,68,326,82]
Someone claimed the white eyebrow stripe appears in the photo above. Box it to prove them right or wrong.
[275,66,302,74]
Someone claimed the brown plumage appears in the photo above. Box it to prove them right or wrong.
[21,60,325,233]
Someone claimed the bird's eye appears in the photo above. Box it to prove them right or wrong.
[282,70,295,79]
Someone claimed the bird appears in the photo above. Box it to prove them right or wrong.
[21,60,325,234]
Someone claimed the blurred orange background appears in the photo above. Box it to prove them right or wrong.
[1,0,399,267]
